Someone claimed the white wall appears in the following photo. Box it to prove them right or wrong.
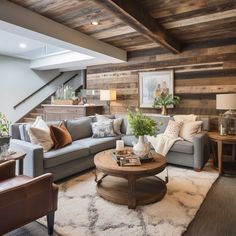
[0,55,81,122]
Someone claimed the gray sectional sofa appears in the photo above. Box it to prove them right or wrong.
[10,115,210,181]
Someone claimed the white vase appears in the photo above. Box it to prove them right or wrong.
[132,136,150,157]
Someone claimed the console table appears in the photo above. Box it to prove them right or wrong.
[208,132,236,175]
[42,104,103,121]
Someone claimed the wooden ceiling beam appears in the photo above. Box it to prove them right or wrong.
[0,0,127,62]
[94,0,181,54]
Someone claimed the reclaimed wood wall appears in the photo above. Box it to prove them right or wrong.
[87,39,236,128]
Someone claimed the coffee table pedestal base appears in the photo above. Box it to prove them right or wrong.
[97,175,167,209]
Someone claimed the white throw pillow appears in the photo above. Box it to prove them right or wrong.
[173,114,197,122]
[164,120,183,139]
[28,127,54,152]
[180,121,203,142]
[27,117,53,152]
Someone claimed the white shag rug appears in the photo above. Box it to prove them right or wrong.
[39,164,217,236]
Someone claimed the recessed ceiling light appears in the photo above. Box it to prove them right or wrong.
[19,43,27,48]
[91,20,99,26]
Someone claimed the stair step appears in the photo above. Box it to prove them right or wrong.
[23,117,36,123]
[35,108,43,113]
[28,113,43,118]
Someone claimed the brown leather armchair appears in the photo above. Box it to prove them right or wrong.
[0,160,58,235]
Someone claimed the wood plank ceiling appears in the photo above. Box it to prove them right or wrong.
[9,0,236,53]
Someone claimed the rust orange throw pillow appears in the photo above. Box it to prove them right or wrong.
[50,122,72,149]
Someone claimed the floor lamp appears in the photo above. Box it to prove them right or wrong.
[100,90,117,114]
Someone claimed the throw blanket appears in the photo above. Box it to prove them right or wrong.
[147,133,182,156]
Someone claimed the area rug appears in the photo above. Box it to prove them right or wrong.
[38,164,217,236]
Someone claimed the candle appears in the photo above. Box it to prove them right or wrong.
[116,140,124,151]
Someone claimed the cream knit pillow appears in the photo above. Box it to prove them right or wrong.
[173,114,197,122]
[179,121,203,142]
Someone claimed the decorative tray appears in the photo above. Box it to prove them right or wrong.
[112,150,154,166]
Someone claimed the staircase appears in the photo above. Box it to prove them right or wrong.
[19,71,85,123]
[22,99,50,123]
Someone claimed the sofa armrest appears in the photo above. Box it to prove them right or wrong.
[10,139,44,177]
[0,161,16,181]
[193,131,209,170]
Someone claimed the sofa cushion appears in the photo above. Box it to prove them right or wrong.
[121,135,138,147]
[116,114,173,134]
[170,140,193,154]
[66,117,92,141]
[44,144,89,168]
[19,124,31,142]
[73,136,120,154]
[122,135,193,154]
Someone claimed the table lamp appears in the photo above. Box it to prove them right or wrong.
[100,90,116,114]
[216,94,236,135]
[216,94,236,114]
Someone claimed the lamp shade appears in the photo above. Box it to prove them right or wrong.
[100,90,116,101]
[216,94,236,110]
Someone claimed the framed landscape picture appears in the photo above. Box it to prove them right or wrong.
[139,70,174,108]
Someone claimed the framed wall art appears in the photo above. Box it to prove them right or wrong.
[139,70,174,108]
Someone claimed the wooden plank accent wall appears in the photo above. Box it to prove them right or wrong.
[87,40,236,130]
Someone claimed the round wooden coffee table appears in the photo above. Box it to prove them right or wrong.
[94,149,167,209]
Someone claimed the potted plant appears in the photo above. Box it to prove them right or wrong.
[127,110,157,157]
[153,93,180,115]
[0,112,11,147]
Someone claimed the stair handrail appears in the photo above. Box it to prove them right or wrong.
[63,73,79,87]
[13,72,64,109]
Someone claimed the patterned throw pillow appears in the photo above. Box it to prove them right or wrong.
[92,120,116,138]
[164,120,183,139]
[95,114,122,135]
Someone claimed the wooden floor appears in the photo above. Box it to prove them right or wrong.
[5,176,236,236]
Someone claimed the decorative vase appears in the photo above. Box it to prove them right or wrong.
[161,106,167,116]
[132,136,150,157]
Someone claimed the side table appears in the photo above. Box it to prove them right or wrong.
[208,132,236,175]
[0,150,26,175]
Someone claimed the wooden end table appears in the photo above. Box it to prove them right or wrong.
[94,149,167,209]
[0,150,26,175]
[208,132,236,175]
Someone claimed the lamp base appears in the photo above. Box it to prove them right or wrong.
[224,110,236,115]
